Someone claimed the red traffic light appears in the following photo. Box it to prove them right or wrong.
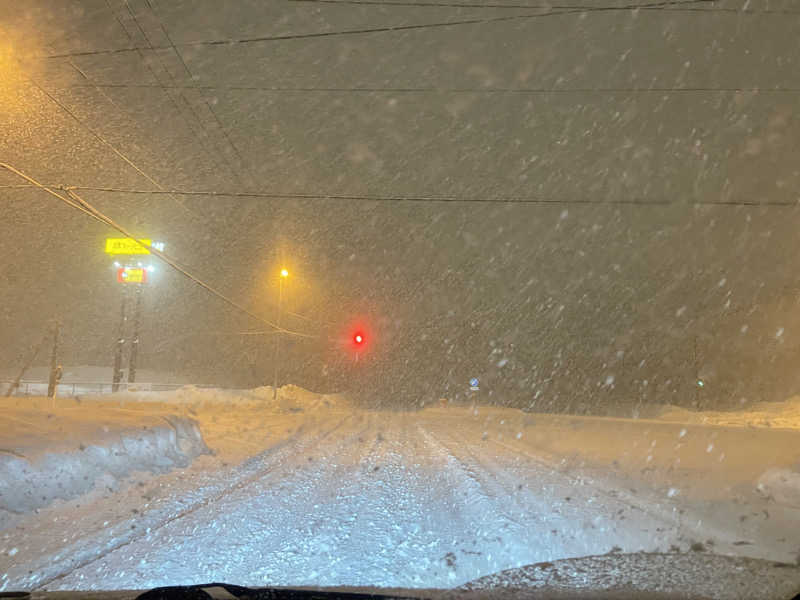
[343,320,371,356]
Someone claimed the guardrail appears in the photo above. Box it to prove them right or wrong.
[1,380,213,397]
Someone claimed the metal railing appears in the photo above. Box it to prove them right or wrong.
[1,380,213,397]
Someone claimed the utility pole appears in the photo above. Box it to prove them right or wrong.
[693,335,700,410]
[46,321,61,398]
[112,285,130,392]
[5,331,48,397]
[128,283,143,384]
[272,273,285,401]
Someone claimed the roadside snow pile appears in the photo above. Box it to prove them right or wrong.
[655,397,800,430]
[0,395,210,515]
[756,467,800,508]
[647,399,800,509]
[277,384,348,411]
[121,383,348,412]
[0,416,208,514]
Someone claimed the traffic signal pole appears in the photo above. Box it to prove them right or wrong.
[112,285,129,392]
[128,283,143,384]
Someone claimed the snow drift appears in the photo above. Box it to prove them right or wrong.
[0,416,209,514]
[756,467,800,508]
[653,396,800,429]
[121,383,347,412]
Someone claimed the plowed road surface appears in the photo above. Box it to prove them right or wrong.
[2,404,799,591]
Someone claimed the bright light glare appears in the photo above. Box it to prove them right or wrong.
[113,261,120,267]
[280,268,289,278]
[354,334,363,344]
[147,265,155,273]
[0,41,28,114]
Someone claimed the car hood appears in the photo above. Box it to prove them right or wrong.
[9,553,800,600]
[456,552,800,599]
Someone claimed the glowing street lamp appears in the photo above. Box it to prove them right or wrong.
[280,268,289,278]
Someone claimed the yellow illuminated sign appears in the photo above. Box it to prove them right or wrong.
[105,238,151,255]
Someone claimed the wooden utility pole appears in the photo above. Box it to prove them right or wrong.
[46,321,61,398]
[5,331,49,397]
[128,283,143,384]
[112,285,130,392]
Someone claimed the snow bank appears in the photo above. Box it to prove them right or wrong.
[121,383,348,412]
[0,384,345,519]
[654,397,800,430]
[0,416,209,514]
[756,467,800,508]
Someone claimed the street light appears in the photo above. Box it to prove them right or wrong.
[273,268,288,400]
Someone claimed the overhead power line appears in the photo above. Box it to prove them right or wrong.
[96,0,221,170]
[45,48,223,214]
[288,0,583,6]
[3,181,799,206]
[51,84,800,94]
[28,81,166,198]
[41,0,717,60]
[289,0,798,14]
[116,0,242,181]
[0,163,316,339]
[143,0,255,188]
[286,0,708,8]
[11,65,193,216]
[0,17,216,220]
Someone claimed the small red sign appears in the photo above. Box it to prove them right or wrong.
[117,267,147,284]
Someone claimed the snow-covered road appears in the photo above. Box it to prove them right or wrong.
[2,391,799,591]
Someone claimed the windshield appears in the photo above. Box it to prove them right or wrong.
[1,0,800,597]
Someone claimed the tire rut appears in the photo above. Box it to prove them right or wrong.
[33,413,355,590]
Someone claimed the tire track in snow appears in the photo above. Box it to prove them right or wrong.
[414,423,583,569]
[60,413,535,589]
[425,420,788,562]
[418,422,688,562]
[326,414,528,587]
[488,435,674,522]
[28,413,355,590]
[47,414,376,590]
[485,435,800,562]
[414,424,526,528]
[403,422,560,583]
[426,417,677,525]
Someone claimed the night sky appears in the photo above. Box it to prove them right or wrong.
[3,0,800,412]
